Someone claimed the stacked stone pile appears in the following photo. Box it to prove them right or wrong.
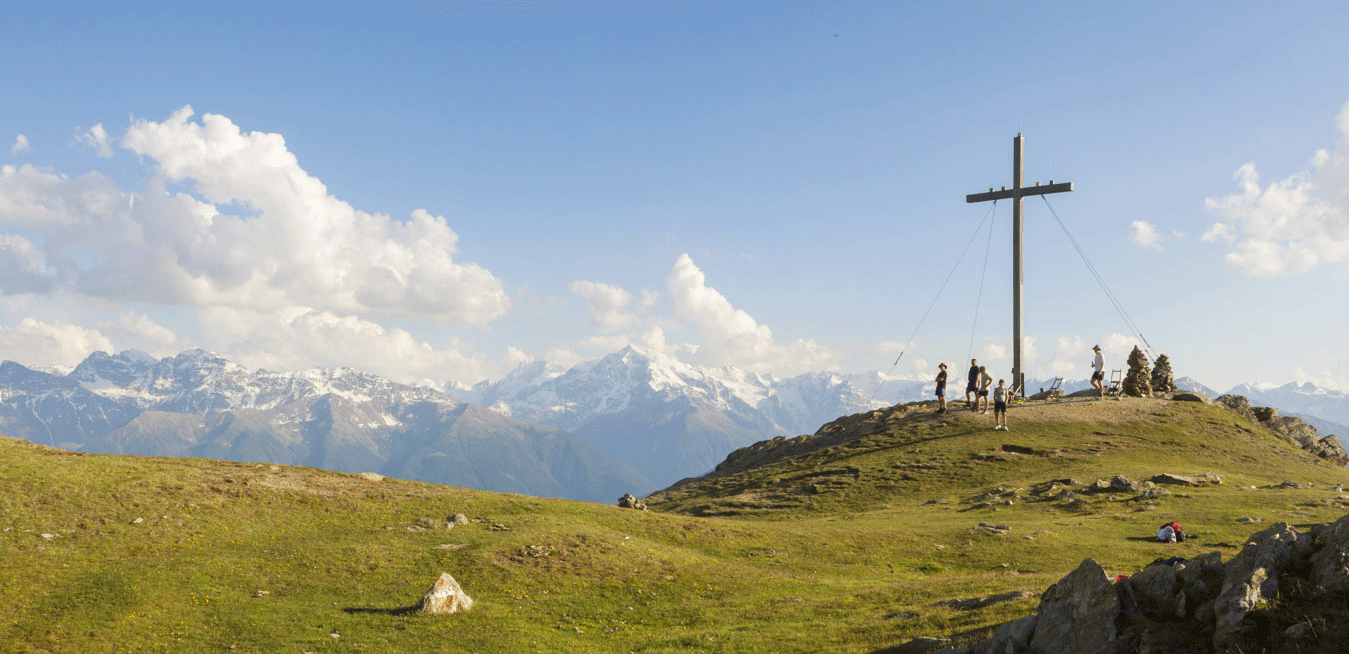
[918,513,1349,654]
[1150,354,1177,393]
[1122,346,1152,397]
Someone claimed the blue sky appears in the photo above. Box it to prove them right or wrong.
[2,1,1349,391]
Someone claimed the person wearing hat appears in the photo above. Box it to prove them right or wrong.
[1090,345,1105,398]
[934,363,948,414]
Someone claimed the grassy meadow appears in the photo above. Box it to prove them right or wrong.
[3,396,1348,653]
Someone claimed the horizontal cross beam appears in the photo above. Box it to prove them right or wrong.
[965,181,1073,204]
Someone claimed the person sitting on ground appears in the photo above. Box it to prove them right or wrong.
[1157,521,1186,543]
[992,379,1009,430]
[935,363,948,414]
[977,366,992,413]
[965,359,979,409]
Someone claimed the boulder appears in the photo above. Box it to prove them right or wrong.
[416,572,473,615]
[1150,473,1220,487]
[1027,558,1123,654]
[1169,391,1211,404]
[1212,523,1302,652]
[1309,513,1349,594]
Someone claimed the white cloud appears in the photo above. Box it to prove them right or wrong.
[76,123,113,158]
[199,307,500,387]
[0,107,509,325]
[11,135,29,154]
[665,253,834,376]
[568,280,640,331]
[0,318,115,369]
[96,312,185,356]
[1204,100,1349,276]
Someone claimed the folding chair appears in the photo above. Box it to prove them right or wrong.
[1047,376,1064,401]
[1106,369,1124,399]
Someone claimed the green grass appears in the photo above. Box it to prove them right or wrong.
[2,398,1347,653]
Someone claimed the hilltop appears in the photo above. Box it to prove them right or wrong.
[3,394,1349,653]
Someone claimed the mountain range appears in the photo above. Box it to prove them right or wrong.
[3,347,1348,503]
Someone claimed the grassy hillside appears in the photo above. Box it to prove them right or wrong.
[3,396,1348,653]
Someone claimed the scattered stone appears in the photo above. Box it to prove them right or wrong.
[1109,475,1138,493]
[973,522,1010,535]
[1122,346,1152,397]
[132,517,144,525]
[1169,391,1212,404]
[415,518,436,529]
[253,590,270,597]
[885,612,919,620]
[40,533,55,541]
[1236,517,1263,524]
[930,590,1033,611]
[1149,472,1221,486]
[1150,354,1177,393]
[416,572,473,615]
[357,472,384,482]
[1274,481,1313,490]
[617,493,648,510]
[519,545,554,558]
[488,523,510,531]
[448,514,469,526]
[435,543,469,550]
[923,499,952,505]
[1284,621,1315,640]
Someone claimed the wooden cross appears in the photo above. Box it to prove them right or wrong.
[966,133,1073,395]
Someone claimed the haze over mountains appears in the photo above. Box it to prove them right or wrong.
[2,347,1348,502]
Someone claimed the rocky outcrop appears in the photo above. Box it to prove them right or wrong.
[1123,346,1152,397]
[618,493,647,510]
[923,514,1349,654]
[1214,394,1349,467]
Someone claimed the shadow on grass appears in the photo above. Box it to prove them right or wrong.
[342,605,418,616]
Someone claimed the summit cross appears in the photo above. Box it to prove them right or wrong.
[965,133,1073,396]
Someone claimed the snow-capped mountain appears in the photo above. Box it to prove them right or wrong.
[1228,381,1349,427]
[446,346,900,485]
[0,350,651,502]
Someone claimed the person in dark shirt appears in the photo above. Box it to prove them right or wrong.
[965,358,979,409]
[935,363,948,414]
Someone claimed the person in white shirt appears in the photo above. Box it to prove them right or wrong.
[992,379,1009,430]
[1090,345,1105,398]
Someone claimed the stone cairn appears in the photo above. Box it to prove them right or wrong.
[1122,346,1151,397]
[1150,353,1177,394]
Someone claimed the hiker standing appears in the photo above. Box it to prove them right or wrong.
[934,363,948,414]
[977,366,993,413]
[992,379,1009,430]
[965,359,979,409]
[1090,345,1105,398]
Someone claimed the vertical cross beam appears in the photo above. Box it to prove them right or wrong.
[966,133,1073,395]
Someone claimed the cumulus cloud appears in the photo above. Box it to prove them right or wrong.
[200,307,499,387]
[1130,220,1182,249]
[568,280,641,331]
[0,106,509,324]
[97,312,185,356]
[1204,101,1349,276]
[665,253,834,375]
[0,318,115,369]
[76,124,113,157]
[11,135,29,154]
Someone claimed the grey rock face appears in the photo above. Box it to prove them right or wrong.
[1212,523,1302,652]
[1027,558,1122,654]
[1309,513,1349,594]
